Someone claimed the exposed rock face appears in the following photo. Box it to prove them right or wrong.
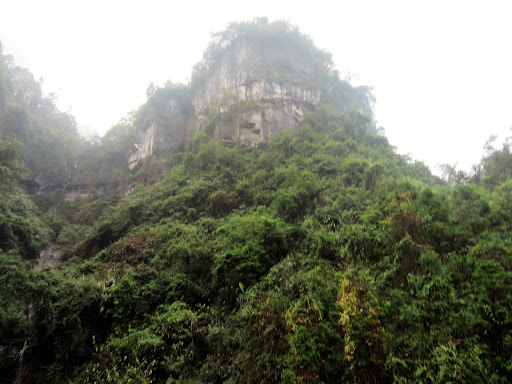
[128,122,157,170]
[192,38,322,146]
[128,35,328,167]
[36,243,62,269]
[21,169,73,195]
[128,88,196,170]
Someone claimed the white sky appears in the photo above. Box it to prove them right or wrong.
[1,0,511,174]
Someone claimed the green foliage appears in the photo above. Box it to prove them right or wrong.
[337,267,385,383]
[0,138,27,188]
[6,105,512,383]
[477,136,512,188]
[82,301,204,384]
[0,250,35,378]
[3,27,512,384]
[0,251,34,341]
[0,189,53,258]
[41,108,508,384]
[100,120,137,168]
[213,209,292,306]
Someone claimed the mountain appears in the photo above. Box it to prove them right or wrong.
[1,19,512,384]
[128,20,373,170]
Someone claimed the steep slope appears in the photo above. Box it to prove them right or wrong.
[191,29,324,144]
[128,85,196,170]
[1,20,512,384]
[14,109,511,384]
[0,43,82,194]
[128,19,373,170]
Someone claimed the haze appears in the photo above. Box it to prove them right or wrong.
[1,0,511,174]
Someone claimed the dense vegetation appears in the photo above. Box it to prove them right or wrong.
[1,21,512,384]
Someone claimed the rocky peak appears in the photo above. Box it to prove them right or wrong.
[128,86,196,170]
[128,20,366,169]
[191,36,323,147]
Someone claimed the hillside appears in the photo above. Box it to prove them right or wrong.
[1,19,512,384]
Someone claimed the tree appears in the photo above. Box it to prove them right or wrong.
[0,138,26,189]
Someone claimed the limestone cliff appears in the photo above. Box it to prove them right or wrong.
[191,37,323,147]
[128,86,196,170]
[128,20,369,169]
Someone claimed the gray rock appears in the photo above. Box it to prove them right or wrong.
[128,88,196,170]
[128,38,325,167]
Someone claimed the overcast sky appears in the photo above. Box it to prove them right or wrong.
[1,0,511,174]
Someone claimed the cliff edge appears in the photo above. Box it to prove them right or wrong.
[128,19,372,170]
